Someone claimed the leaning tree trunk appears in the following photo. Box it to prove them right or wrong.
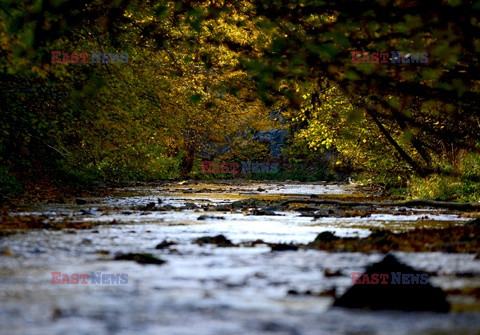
[366,108,428,177]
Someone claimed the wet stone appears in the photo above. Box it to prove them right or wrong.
[318,288,336,298]
[247,208,280,216]
[182,189,202,194]
[299,212,316,217]
[158,204,176,211]
[144,202,156,210]
[197,215,225,220]
[79,209,94,216]
[297,207,318,212]
[270,243,299,252]
[351,205,376,211]
[323,269,342,277]
[264,205,283,211]
[240,239,268,247]
[333,254,450,312]
[182,202,198,210]
[114,253,166,265]
[155,240,177,249]
[194,235,234,247]
[313,208,343,218]
[215,204,231,211]
[313,231,339,243]
[231,198,267,209]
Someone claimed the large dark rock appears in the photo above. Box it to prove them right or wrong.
[155,240,177,249]
[333,254,450,312]
[194,235,234,247]
[270,243,299,251]
[313,231,339,242]
[114,253,166,265]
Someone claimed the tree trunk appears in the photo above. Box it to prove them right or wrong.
[179,141,195,179]
[366,108,427,176]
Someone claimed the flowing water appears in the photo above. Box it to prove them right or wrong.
[1,181,479,334]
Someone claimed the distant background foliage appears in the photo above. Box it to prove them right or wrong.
[1,0,479,201]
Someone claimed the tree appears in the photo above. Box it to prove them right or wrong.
[0,0,276,187]
[228,0,480,176]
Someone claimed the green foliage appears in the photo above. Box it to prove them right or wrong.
[0,166,24,197]
[402,153,480,202]
[0,0,275,193]
[240,0,480,188]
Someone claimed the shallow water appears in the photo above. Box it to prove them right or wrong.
[1,181,479,334]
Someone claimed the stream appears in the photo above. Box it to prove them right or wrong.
[0,181,479,334]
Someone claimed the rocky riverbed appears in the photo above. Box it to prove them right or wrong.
[0,181,479,334]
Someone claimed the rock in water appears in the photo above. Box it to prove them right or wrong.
[155,240,177,249]
[114,253,166,265]
[270,243,299,251]
[194,235,234,247]
[333,254,450,312]
[313,231,339,243]
[197,215,225,220]
[231,198,266,209]
[144,202,156,210]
